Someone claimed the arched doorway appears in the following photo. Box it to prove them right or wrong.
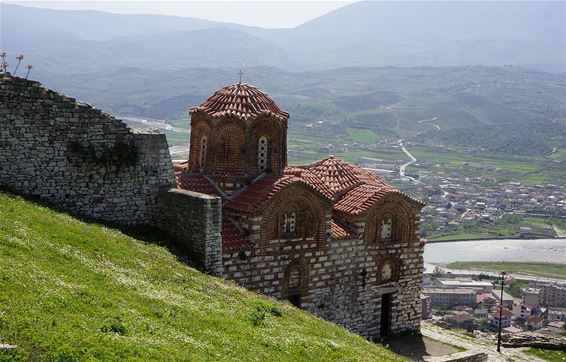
[283,261,308,308]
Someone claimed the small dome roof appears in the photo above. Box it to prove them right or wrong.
[296,156,389,197]
[190,83,289,121]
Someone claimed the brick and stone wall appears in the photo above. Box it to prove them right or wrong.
[222,184,424,339]
[156,188,222,276]
[0,74,175,225]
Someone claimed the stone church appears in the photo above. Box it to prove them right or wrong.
[174,81,425,339]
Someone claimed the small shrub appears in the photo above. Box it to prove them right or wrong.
[270,306,283,317]
[101,322,127,335]
[250,310,266,327]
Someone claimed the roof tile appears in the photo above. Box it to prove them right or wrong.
[190,83,289,121]
[222,220,254,252]
[176,172,221,197]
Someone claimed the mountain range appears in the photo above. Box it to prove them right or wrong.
[2,2,565,73]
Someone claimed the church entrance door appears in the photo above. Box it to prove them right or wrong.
[380,293,392,337]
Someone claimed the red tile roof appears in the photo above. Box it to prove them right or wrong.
[224,156,423,215]
[173,161,189,172]
[176,172,221,197]
[222,220,254,252]
[190,83,289,121]
[176,155,423,219]
[477,293,497,304]
[294,156,424,215]
[225,173,331,213]
[295,156,387,198]
[331,216,357,240]
[490,309,514,319]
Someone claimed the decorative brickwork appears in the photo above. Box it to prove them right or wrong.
[187,83,288,194]
[0,74,174,225]
[179,82,426,340]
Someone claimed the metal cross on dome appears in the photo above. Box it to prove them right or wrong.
[238,68,244,84]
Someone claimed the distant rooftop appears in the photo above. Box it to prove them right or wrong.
[422,288,476,295]
[437,278,493,288]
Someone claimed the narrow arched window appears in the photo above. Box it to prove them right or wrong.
[199,135,207,171]
[380,215,394,241]
[258,136,268,172]
[284,212,296,234]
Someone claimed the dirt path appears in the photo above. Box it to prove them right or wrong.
[421,322,544,362]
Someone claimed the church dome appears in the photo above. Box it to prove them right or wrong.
[190,83,289,121]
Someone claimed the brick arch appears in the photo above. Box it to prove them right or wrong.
[214,122,245,173]
[260,183,329,243]
[364,194,414,244]
[188,118,212,172]
[281,257,309,306]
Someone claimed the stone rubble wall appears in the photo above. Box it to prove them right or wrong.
[0,74,175,225]
[156,188,222,276]
[425,351,488,362]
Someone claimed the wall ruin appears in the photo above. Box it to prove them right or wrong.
[0,74,175,225]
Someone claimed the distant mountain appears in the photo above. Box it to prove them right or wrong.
[1,5,295,72]
[269,1,566,72]
[35,65,565,137]
[1,2,564,72]
[1,3,250,41]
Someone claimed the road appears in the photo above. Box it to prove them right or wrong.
[397,139,423,184]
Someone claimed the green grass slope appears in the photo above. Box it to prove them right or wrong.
[0,193,405,361]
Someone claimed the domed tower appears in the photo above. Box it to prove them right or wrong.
[188,82,289,195]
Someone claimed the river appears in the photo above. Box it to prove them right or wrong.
[424,238,566,264]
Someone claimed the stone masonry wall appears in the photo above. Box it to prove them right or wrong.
[0,74,175,224]
[155,188,222,276]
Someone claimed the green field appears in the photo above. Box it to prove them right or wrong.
[446,262,566,280]
[427,214,562,241]
[408,145,565,187]
[346,128,379,143]
[0,193,405,361]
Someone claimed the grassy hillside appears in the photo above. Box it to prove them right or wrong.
[0,193,405,361]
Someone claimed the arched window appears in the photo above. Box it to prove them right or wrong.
[380,216,394,240]
[258,136,268,172]
[216,125,245,172]
[378,259,400,285]
[198,135,207,171]
[289,267,300,289]
[284,212,296,234]
[381,262,393,282]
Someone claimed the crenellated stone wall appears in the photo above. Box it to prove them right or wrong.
[0,74,175,225]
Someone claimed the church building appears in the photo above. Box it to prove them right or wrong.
[175,81,425,339]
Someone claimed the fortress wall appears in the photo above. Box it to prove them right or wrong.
[155,188,222,276]
[0,74,175,225]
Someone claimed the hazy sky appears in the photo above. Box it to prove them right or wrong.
[8,1,357,28]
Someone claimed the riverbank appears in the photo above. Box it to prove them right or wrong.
[446,261,566,280]
[424,238,566,264]
[427,236,566,243]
